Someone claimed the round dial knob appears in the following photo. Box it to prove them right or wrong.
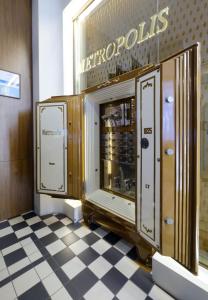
[141,138,149,149]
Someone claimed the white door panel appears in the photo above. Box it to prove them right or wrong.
[37,102,67,195]
[137,69,160,249]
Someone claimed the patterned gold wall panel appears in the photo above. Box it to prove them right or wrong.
[78,0,208,89]
[79,0,158,89]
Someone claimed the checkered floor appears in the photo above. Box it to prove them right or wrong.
[0,211,174,300]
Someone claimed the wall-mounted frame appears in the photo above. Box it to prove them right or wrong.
[0,69,20,99]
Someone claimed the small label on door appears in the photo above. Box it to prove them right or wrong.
[144,128,152,134]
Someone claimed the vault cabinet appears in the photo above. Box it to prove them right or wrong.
[36,96,83,199]
[82,44,200,274]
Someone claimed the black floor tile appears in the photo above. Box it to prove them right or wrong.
[40,214,53,220]
[70,268,98,298]
[55,267,70,285]
[78,247,99,266]
[49,221,64,231]
[130,269,154,293]
[0,276,11,288]
[4,248,27,267]
[30,221,46,231]
[101,268,127,294]
[88,223,100,231]
[82,232,99,246]
[32,238,49,257]
[127,246,138,261]
[0,233,18,250]
[67,222,82,231]
[53,247,75,266]
[0,220,10,230]
[18,282,49,300]
[55,213,67,220]
[103,247,123,265]
[22,211,37,220]
[61,232,79,246]
[66,281,81,300]
[104,232,121,245]
[40,232,58,247]
[45,256,59,271]
[12,221,28,232]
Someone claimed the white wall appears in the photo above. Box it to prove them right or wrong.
[32,0,70,100]
[32,0,71,213]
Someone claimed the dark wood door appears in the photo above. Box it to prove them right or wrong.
[161,44,200,274]
[0,0,33,220]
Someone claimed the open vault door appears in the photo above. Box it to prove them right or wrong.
[37,102,68,195]
[137,44,200,274]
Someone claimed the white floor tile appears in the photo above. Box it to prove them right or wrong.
[62,257,86,279]
[35,226,52,239]
[54,226,71,238]
[0,226,13,238]
[114,239,133,254]
[89,256,112,279]
[51,286,73,300]
[0,267,10,281]
[115,256,139,278]
[35,261,53,280]
[69,239,88,255]
[12,268,40,296]
[42,272,63,296]
[8,257,30,275]
[94,227,109,238]
[15,227,33,239]
[61,217,72,226]
[23,241,38,256]
[84,281,114,300]
[26,216,41,226]
[43,216,58,226]
[0,282,16,300]
[46,240,66,256]
[149,285,175,300]
[91,239,111,255]
[0,252,7,271]
[116,280,146,300]
[20,237,33,247]
[28,250,42,263]
[9,216,24,226]
[74,226,91,238]
[2,242,22,256]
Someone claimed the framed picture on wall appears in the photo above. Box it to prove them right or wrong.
[0,69,20,99]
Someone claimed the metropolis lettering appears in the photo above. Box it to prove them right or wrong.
[80,7,169,73]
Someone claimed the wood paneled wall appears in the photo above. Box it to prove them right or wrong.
[0,0,33,220]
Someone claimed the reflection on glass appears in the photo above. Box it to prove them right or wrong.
[0,70,20,98]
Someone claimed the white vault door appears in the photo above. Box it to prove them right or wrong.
[137,69,160,250]
[37,102,67,195]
